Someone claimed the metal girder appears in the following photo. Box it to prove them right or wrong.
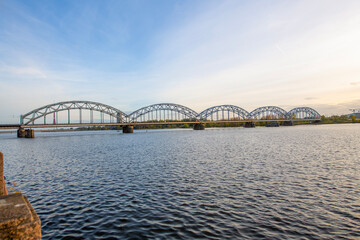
[128,103,198,122]
[20,101,322,125]
[21,100,128,125]
[248,106,288,119]
[197,105,249,120]
[287,107,321,119]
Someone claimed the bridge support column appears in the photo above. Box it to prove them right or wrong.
[17,128,25,138]
[282,121,294,126]
[193,123,205,130]
[122,125,134,133]
[244,122,255,128]
[17,128,35,138]
[25,129,35,138]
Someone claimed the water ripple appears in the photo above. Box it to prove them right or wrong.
[1,125,360,239]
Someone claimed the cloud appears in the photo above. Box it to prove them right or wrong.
[142,0,360,112]
[1,0,360,122]
[1,66,47,79]
[313,98,360,116]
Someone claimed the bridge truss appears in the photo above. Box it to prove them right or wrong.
[198,105,249,121]
[128,103,198,122]
[18,101,322,126]
[248,106,288,120]
[21,101,128,125]
[287,107,321,119]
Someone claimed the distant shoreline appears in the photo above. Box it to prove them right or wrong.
[0,121,358,134]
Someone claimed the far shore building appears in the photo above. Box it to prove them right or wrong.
[347,109,360,118]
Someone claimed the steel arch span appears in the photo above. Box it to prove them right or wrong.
[128,103,198,122]
[248,106,288,119]
[21,100,128,125]
[198,105,249,121]
[287,107,321,119]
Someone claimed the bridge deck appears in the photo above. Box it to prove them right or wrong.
[0,119,320,129]
[0,125,21,129]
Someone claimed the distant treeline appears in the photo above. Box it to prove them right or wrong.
[318,115,358,124]
[75,115,358,131]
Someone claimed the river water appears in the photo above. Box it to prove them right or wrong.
[1,124,359,239]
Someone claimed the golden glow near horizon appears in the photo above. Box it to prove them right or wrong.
[0,1,360,122]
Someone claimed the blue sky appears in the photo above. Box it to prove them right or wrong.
[1,0,360,123]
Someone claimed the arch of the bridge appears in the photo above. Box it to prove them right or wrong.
[287,107,321,119]
[248,106,288,119]
[21,100,128,125]
[197,105,250,121]
[128,103,198,122]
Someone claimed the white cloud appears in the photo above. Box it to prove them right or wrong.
[1,66,48,79]
[140,0,360,115]
[1,0,360,122]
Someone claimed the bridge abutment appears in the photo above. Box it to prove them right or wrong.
[193,123,205,130]
[244,122,255,128]
[123,125,134,133]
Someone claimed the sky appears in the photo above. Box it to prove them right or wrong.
[1,0,360,123]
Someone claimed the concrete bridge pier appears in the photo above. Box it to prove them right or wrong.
[123,125,134,133]
[17,127,25,138]
[25,129,35,138]
[244,122,255,128]
[193,123,205,130]
[17,128,35,138]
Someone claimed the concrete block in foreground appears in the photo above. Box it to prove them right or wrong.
[0,193,41,239]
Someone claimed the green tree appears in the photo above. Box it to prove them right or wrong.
[352,115,356,123]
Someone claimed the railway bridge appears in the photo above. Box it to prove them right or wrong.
[0,101,321,137]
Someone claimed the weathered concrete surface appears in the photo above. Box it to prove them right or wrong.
[25,129,35,138]
[17,128,25,138]
[0,152,8,196]
[0,193,41,239]
[17,128,35,138]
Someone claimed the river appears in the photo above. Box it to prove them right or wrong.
[1,124,359,239]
